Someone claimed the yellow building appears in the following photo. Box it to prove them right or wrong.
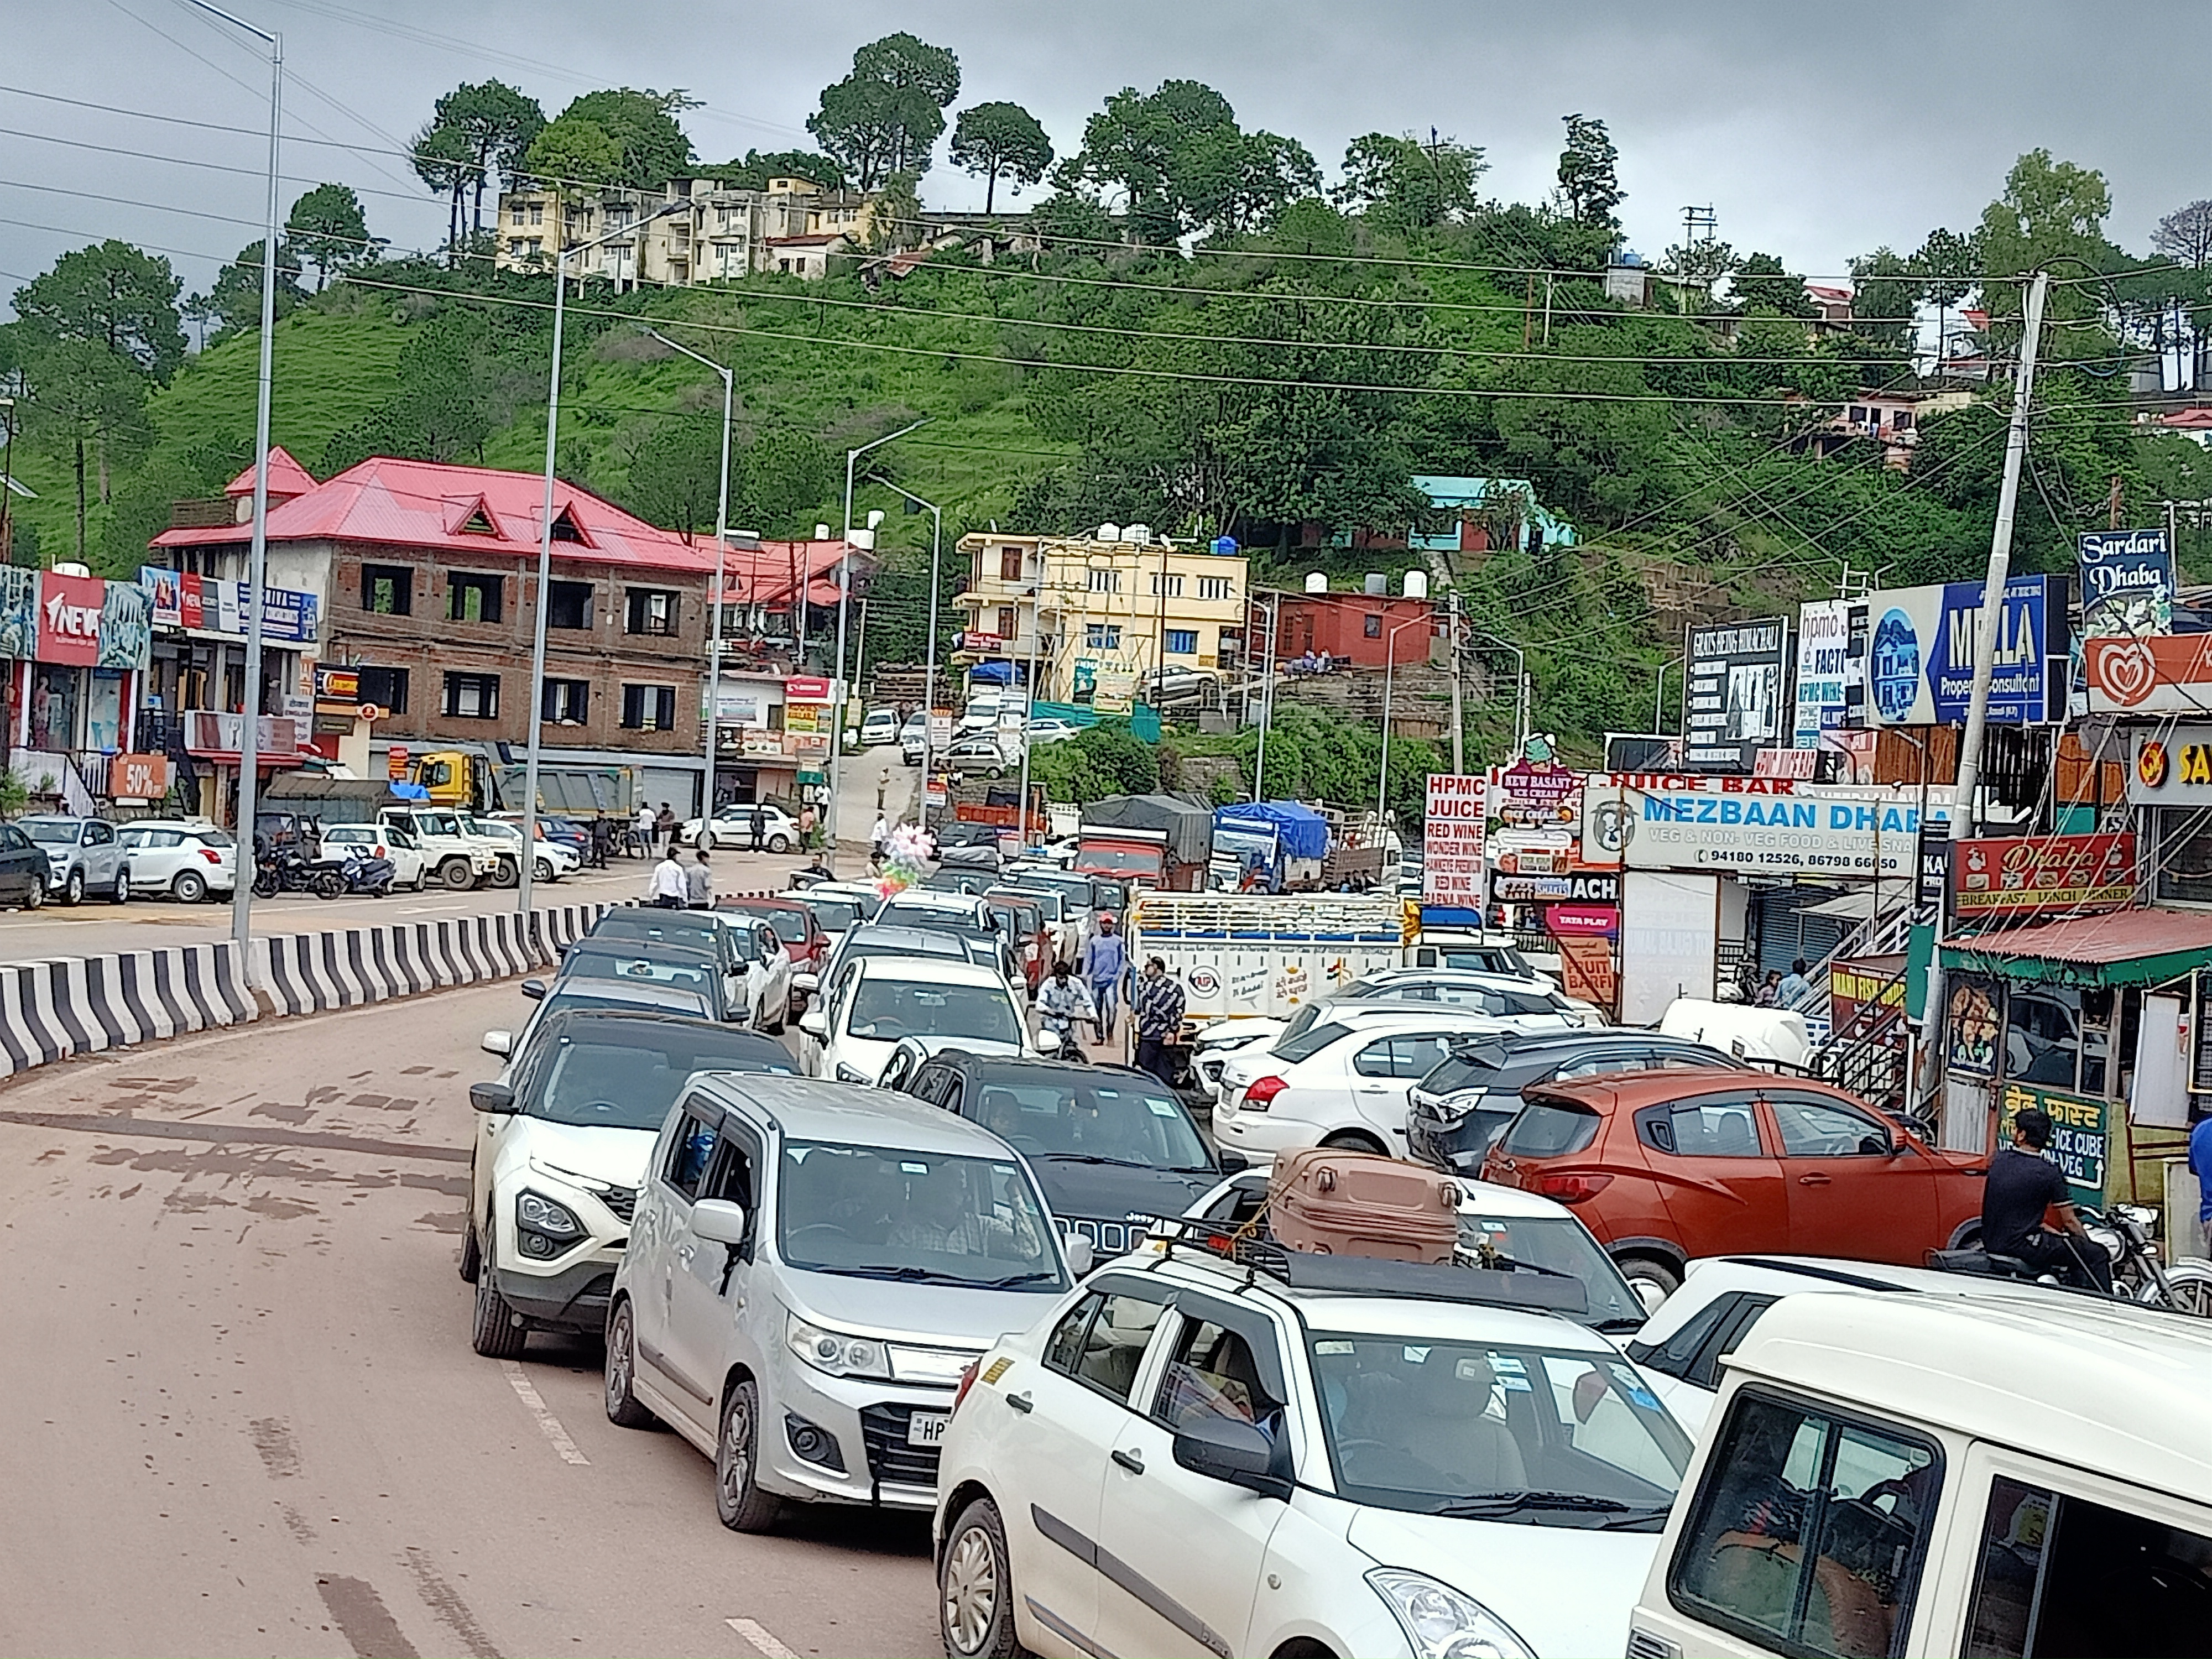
[953,530,1250,709]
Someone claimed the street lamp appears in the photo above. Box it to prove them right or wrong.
[179,0,281,982]
[867,474,941,830]
[1377,613,1435,826]
[518,197,686,914]
[1469,629,1528,753]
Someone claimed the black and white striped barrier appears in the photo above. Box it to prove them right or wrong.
[257,902,604,1015]
[0,941,256,1073]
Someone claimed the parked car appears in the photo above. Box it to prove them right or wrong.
[583,909,790,1034]
[682,802,801,853]
[317,822,426,892]
[0,821,53,909]
[900,709,930,765]
[602,1074,1081,1530]
[885,1051,1232,1259]
[998,881,1081,965]
[382,806,499,890]
[1023,716,1081,745]
[1481,1068,1990,1304]
[538,940,743,1025]
[810,924,1000,1008]
[785,883,879,956]
[859,707,900,746]
[24,813,127,905]
[933,1217,1692,1659]
[1406,1029,1747,1177]
[942,733,1019,779]
[799,954,1040,1084]
[461,1008,792,1357]
[957,687,1007,735]
[874,890,1023,987]
[1137,662,1219,709]
[117,818,238,903]
[472,818,577,883]
[718,895,827,971]
[483,978,714,1062]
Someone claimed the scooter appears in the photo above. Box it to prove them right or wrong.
[253,851,342,900]
[330,848,395,898]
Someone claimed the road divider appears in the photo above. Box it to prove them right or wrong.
[0,902,606,1080]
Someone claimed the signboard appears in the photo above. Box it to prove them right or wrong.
[1917,821,1951,915]
[108,753,169,801]
[1421,773,1486,908]
[0,567,34,658]
[2127,724,2212,803]
[1950,832,2136,920]
[1945,975,2000,1078]
[140,566,184,627]
[964,632,1004,654]
[1556,935,1617,1011]
[1829,955,1907,1038]
[1494,871,1619,904]
[1793,598,1858,746]
[1752,747,1818,780]
[2078,528,2174,638]
[37,572,150,669]
[314,666,359,702]
[1683,618,1788,773]
[2085,634,2212,713]
[1546,903,1619,937]
[1582,774,1950,877]
[1999,1082,2106,1206]
[1865,574,2066,725]
[783,676,832,702]
[386,744,409,781]
[1491,755,1581,828]
[714,687,762,724]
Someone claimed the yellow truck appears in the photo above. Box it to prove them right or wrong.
[405,749,640,823]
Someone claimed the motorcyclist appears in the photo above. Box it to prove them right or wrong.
[1981,1106,2113,1292]
[1036,963,1095,1060]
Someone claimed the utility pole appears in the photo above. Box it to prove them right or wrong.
[1921,269,2049,1125]
[1447,587,1465,775]
[1252,592,1276,801]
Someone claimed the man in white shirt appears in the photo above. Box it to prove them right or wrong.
[648,850,687,908]
[684,846,714,909]
[632,802,656,858]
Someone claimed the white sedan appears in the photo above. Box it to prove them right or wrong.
[797,954,1037,1085]
[681,803,800,853]
[319,823,427,891]
[478,820,579,883]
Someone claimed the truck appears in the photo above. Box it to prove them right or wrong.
[1319,809,1402,891]
[404,747,639,822]
[1076,793,1212,892]
[1208,800,1329,893]
[258,775,502,890]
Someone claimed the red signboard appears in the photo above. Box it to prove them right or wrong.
[108,753,169,800]
[387,744,410,781]
[36,571,107,665]
[784,675,832,702]
[1545,902,1619,937]
[2085,634,2212,712]
[1491,758,1581,828]
[1952,832,2137,919]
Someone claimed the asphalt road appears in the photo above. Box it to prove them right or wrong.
[0,984,938,1658]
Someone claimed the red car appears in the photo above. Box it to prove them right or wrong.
[983,888,1049,996]
[1480,1067,1989,1304]
[716,896,825,968]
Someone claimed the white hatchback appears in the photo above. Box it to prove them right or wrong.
[118,818,238,902]
[319,822,427,891]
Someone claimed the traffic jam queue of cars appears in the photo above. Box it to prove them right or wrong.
[460,882,2212,1659]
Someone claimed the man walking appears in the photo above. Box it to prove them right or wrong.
[632,801,655,859]
[1079,912,1128,1045]
[685,846,715,910]
[749,800,766,853]
[1131,956,1185,1088]
[653,802,678,857]
[648,847,687,909]
[870,811,890,868]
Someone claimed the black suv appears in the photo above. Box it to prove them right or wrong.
[883,1050,1238,1259]
[1406,1030,1744,1175]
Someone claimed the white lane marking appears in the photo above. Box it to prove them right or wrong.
[499,1359,589,1464]
[724,1618,799,1658]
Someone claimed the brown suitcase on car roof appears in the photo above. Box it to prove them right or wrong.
[1267,1149,1459,1264]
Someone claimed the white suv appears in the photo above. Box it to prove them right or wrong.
[932,1230,1693,1659]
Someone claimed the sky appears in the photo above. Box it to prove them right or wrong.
[2,0,2206,310]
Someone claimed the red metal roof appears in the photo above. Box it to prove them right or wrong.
[223,446,317,501]
[1941,907,2212,985]
[154,455,715,575]
[716,539,854,609]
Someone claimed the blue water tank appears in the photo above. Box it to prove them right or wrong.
[1211,536,1238,556]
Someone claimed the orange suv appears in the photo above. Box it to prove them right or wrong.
[1480,1067,1987,1304]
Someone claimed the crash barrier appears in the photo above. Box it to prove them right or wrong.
[0,902,608,1079]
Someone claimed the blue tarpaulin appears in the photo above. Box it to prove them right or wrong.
[1214,800,1329,860]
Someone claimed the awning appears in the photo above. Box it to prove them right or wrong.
[1796,887,1916,922]
[1939,907,2212,988]
[805,580,843,606]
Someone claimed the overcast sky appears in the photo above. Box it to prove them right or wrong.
[3,0,2205,311]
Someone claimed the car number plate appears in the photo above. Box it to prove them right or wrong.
[907,1412,950,1447]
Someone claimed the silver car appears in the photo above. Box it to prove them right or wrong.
[23,813,127,905]
[604,1075,1088,1531]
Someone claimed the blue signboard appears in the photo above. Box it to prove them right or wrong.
[1865,574,2066,726]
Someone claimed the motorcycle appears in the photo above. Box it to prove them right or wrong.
[253,851,343,900]
[1038,1004,1090,1065]
[1931,1203,2212,1317]
[328,848,395,898]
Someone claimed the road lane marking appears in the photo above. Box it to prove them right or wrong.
[725,1618,800,1658]
[499,1360,589,1464]
[317,1576,422,1659]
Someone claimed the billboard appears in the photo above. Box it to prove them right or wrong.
[1683,618,1788,773]
[37,572,150,669]
[2131,726,2212,804]
[1792,598,1858,747]
[1950,832,2136,920]
[2086,635,2212,715]
[1421,773,1486,908]
[1865,574,2067,726]
[2078,528,2174,638]
[1581,774,1951,878]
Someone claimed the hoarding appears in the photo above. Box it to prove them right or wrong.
[1864,574,2066,725]
[1792,598,1858,746]
[1950,832,2136,920]
[2087,634,2212,714]
[1683,618,1788,773]
[1581,774,1951,877]
[140,567,317,645]
[2131,725,2212,804]
[2078,527,2174,638]
[1421,773,1486,907]
[1999,1082,2106,1206]
[38,572,150,669]
[1491,753,1582,828]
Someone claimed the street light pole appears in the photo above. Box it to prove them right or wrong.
[1016,584,1046,851]
[1252,591,1277,802]
[181,0,280,984]
[643,329,733,824]
[868,475,942,831]
[1470,629,1527,753]
[1377,614,1432,826]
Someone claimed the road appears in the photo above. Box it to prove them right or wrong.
[0,985,938,1658]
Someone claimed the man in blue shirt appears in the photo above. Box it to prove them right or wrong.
[2190,1115,2212,1246]
[1776,958,1814,1010]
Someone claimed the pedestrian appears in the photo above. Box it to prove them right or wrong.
[654,802,677,856]
[685,845,715,909]
[2191,1112,2212,1256]
[632,801,655,859]
[749,799,767,852]
[1777,957,1813,1010]
[1079,912,1128,1044]
[1755,971,1782,1008]
[648,847,688,909]
[870,811,889,867]
[1132,956,1185,1088]
[587,817,611,869]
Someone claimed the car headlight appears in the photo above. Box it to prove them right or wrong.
[516,1190,584,1239]
[833,1062,874,1086]
[1367,1569,1535,1659]
[787,1311,891,1379]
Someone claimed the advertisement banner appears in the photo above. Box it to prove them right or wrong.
[2130,725,2212,804]
[140,565,182,627]
[1793,598,1858,746]
[2089,634,2212,714]
[108,753,170,800]
[784,676,832,702]
[1422,773,1486,908]
[386,744,409,781]
[36,572,109,666]
[1950,832,2136,920]
[315,666,360,702]
[1545,903,1619,937]
[0,567,34,658]
[1556,935,1617,1012]
[1683,618,1788,773]
[2078,528,2174,638]
[1829,956,1907,1036]
[1491,753,1582,828]
[1582,774,1950,877]
[1999,1082,2107,1206]
[1866,574,2066,725]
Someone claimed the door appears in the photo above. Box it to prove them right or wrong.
[1093,1298,1292,1658]
[1348,1032,1459,1149]
[666,1120,763,1412]
[1764,1090,1936,1259]
[84,821,118,886]
[1634,1090,1791,1256]
[637,1099,725,1434]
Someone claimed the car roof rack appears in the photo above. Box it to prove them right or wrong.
[1154,1217,1588,1317]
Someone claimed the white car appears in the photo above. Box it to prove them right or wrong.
[860,707,900,745]
[932,1224,1692,1659]
[1214,1005,1532,1166]
[798,954,1038,1085]
[117,818,238,902]
[1024,716,1081,745]
[682,802,801,853]
[318,822,427,891]
[786,883,881,958]
[382,806,498,890]
[900,710,931,765]
[461,1006,794,1358]
[476,818,578,883]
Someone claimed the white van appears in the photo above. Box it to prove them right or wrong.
[1627,1291,2212,1659]
[958,687,1005,735]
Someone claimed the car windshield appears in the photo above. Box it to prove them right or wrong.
[1089,879,1130,911]
[747,909,808,943]
[530,1031,791,1128]
[561,952,717,998]
[847,978,1022,1046]
[775,1141,1063,1289]
[24,822,76,844]
[969,1075,1210,1170]
[796,895,867,933]
[1079,848,1161,878]
[195,828,236,848]
[1460,1213,1646,1329]
[1009,889,1065,922]
[1306,1333,1689,1525]
[1439,947,1535,977]
[1419,1051,1504,1095]
[541,984,711,1020]
[1500,1100,1602,1158]
[1274,1021,1350,1064]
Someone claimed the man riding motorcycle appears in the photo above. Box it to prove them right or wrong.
[1036,963,1096,1062]
[1981,1105,2113,1293]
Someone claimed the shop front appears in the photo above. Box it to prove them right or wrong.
[9,570,151,811]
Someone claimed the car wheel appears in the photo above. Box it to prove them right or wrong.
[441,857,475,891]
[62,868,84,906]
[603,1298,657,1428]
[491,857,519,890]
[534,857,554,883]
[468,1223,529,1359]
[24,878,42,910]
[940,1496,1025,1659]
[171,869,207,905]
[1319,1130,1389,1157]
[697,827,718,853]
[768,834,792,854]
[458,1215,481,1282]
[713,1378,782,1532]
[1617,1254,1681,1311]
[109,868,129,903]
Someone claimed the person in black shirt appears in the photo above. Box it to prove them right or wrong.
[1981,1107,2111,1292]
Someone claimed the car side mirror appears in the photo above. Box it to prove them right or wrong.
[481,1030,513,1057]
[793,971,820,995]
[691,1198,749,1245]
[1061,1232,1094,1276]
[1171,1415,1291,1500]
[469,1082,518,1114]
[799,1008,828,1038]
[1035,1026,1062,1055]
[520,979,547,1000]
[1217,1149,1250,1175]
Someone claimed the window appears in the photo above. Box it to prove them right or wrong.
[447,572,503,623]
[1353,1034,1456,1079]
[1671,1390,1939,1659]
[1627,1292,1781,1391]
[1770,1096,1892,1158]
[1364,613,1383,638]
[1964,1475,2210,1657]
[510,205,526,227]
[1087,568,1120,593]
[1086,623,1123,649]
[1155,1312,1284,1432]
[995,606,1017,639]
[1274,1021,1351,1064]
[361,564,413,615]
[621,684,677,731]
[1065,1290,1168,1402]
[87,821,114,845]
[626,587,679,635]
[1639,1099,1767,1158]
[354,666,408,715]
[1499,1100,1602,1158]
[1045,1293,1104,1374]
[547,581,592,629]
[998,546,1024,580]
[529,202,543,226]
[662,1105,720,1201]
[1164,628,1198,655]
[542,679,589,723]
[1198,576,1233,601]
[441,672,500,719]
[1150,573,1183,597]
